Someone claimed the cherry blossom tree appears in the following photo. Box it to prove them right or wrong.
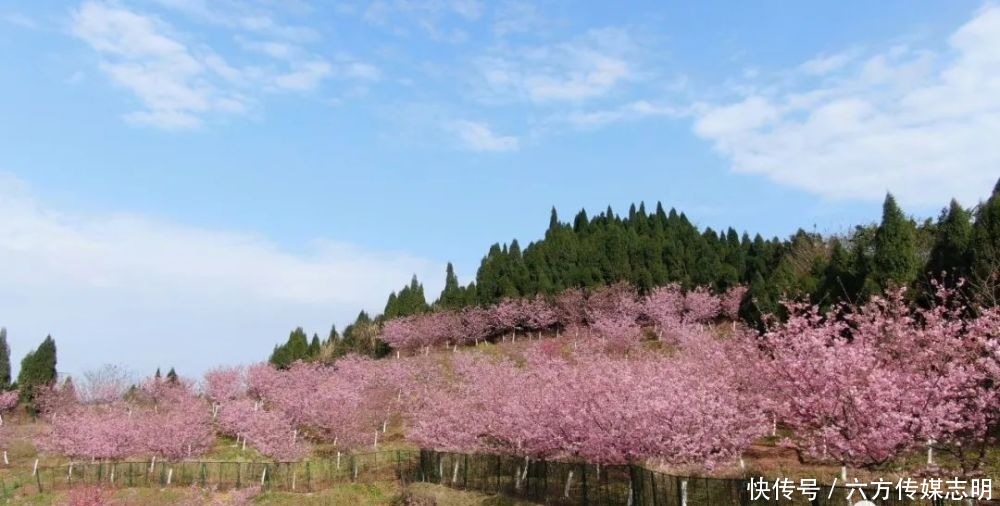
[79,364,133,405]
[203,366,245,404]
[406,337,766,468]
[720,285,748,320]
[682,286,720,323]
[0,391,18,426]
[764,285,1000,474]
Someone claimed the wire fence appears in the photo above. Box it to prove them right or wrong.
[6,449,987,505]
[15,451,419,496]
[408,450,955,506]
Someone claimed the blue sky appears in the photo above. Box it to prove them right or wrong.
[0,1,997,379]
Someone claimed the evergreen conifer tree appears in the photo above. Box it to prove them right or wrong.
[18,335,57,402]
[927,199,973,282]
[971,179,1000,303]
[872,194,920,289]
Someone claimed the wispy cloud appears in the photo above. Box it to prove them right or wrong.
[477,28,636,103]
[72,2,243,129]
[449,120,519,151]
[690,5,1000,207]
[363,0,484,43]
[557,100,683,129]
[492,1,545,37]
[72,1,378,129]
[3,12,38,29]
[0,173,442,376]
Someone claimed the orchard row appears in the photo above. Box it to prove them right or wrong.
[10,282,1000,478]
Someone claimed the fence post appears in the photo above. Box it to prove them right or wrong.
[649,469,659,506]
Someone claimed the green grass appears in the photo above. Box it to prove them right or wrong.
[0,481,547,505]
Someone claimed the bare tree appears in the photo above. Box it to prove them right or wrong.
[79,364,134,405]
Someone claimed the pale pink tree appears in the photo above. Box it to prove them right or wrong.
[720,285,748,320]
[641,284,685,341]
[203,366,246,404]
[0,391,18,426]
[682,286,720,323]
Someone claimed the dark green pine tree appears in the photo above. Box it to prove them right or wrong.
[166,367,178,384]
[269,327,310,368]
[383,292,399,318]
[269,344,291,369]
[871,194,920,290]
[308,334,321,358]
[18,335,57,402]
[326,324,340,345]
[971,179,1000,304]
[385,276,429,317]
[155,368,162,381]
[820,239,858,305]
[927,199,973,282]
[438,262,464,309]
[286,327,309,361]
[0,327,10,390]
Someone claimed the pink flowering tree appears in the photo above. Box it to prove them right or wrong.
[585,284,643,351]
[203,366,246,404]
[406,338,766,468]
[641,284,685,341]
[0,391,18,426]
[764,286,1000,474]
[682,286,721,323]
[720,285,748,320]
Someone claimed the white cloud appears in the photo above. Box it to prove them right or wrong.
[799,51,855,75]
[478,28,635,103]
[450,120,519,151]
[0,173,442,378]
[690,5,1000,207]
[72,2,378,129]
[557,100,682,129]
[273,60,332,91]
[72,2,245,129]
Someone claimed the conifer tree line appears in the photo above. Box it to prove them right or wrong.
[270,179,1000,364]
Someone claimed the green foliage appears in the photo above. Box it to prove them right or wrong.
[166,367,178,384]
[872,194,920,289]
[971,179,1000,303]
[269,327,312,369]
[927,199,973,283]
[18,335,57,402]
[384,276,430,319]
[0,327,10,390]
[262,180,1000,359]
[437,263,470,309]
